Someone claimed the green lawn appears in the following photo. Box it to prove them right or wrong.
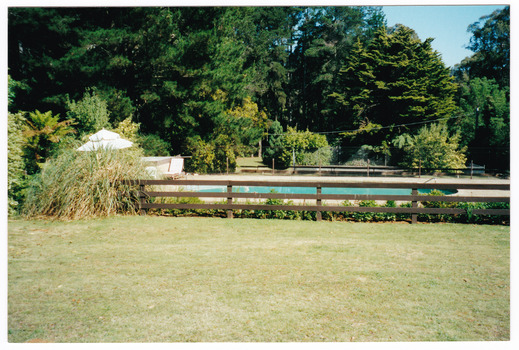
[236,156,266,169]
[8,216,509,342]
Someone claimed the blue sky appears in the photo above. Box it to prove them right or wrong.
[382,5,507,68]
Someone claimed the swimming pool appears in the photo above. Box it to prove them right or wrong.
[186,185,456,196]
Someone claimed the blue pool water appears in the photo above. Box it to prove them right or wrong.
[187,185,455,196]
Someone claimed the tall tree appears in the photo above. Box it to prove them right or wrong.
[287,6,384,131]
[331,25,457,160]
[8,6,395,169]
[8,8,82,113]
[455,6,509,88]
[451,6,510,171]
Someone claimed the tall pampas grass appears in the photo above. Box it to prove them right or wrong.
[22,143,149,220]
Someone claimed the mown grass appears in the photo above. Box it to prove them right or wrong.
[236,156,266,169]
[8,216,510,342]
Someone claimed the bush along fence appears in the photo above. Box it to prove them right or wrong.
[125,179,510,224]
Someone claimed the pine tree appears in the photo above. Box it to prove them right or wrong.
[331,25,457,158]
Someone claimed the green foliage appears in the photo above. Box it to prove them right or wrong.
[22,146,148,219]
[8,112,27,215]
[97,87,136,126]
[153,195,206,217]
[419,190,509,224]
[300,146,333,166]
[419,189,457,222]
[113,116,140,142]
[352,200,377,222]
[112,117,172,156]
[147,194,508,224]
[137,134,171,157]
[184,137,215,174]
[452,77,509,170]
[8,75,29,112]
[243,190,307,220]
[383,200,397,221]
[7,7,386,160]
[281,127,329,167]
[185,135,237,174]
[396,123,467,170]
[262,120,284,166]
[7,6,510,176]
[287,7,384,130]
[23,110,76,174]
[450,6,509,171]
[262,191,295,220]
[263,125,330,169]
[8,75,17,108]
[220,96,269,156]
[66,88,111,136]
[332,25,457,154]
[396,202,412,221]
[184,96,267,174]
[458,6,509,88]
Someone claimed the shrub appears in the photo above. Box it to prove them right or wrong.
[8,112,27,215]
[351,200,396,222]
[66,88,110,136]
[185,135,237,174]
[396,123,467,171]
[255,190,298,220]
[448,202,509,225]
[23,110,76,174]
[420,189,458,222]
[299,146,333,166]
[263,125,330,169]
[455,202,486,224]
[339,200,354,220]
[383,200,397,222]
[22,145,149,219]
[138,133,171,156]
[352,200,377,222]
[397,202,412,221]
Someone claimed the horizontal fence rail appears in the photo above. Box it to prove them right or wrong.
[239,163,490,178]
[126,179,510,223]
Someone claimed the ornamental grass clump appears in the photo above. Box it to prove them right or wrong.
[22,144,148,220]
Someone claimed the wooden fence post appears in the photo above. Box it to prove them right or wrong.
[419,160,422,178]
[411,188,418,224]
[227,184,233,219]
[367,159,370,177]
[292,148,296,174]
[319,155,322,176]
[272,158,275,175]
[139,183,146,216]
[471,160,474,179]
[316,185,322,221]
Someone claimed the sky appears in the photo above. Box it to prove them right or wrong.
[382,4,508,68]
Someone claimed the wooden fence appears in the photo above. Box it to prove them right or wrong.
[130,179,510,224]
[239,163,486,178]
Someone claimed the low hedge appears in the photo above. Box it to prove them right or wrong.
[147,192,509,224]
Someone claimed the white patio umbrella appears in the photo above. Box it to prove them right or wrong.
[77,128,133,151]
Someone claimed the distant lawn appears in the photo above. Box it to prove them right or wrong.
[236,156,266,169]
[8,217,509,342]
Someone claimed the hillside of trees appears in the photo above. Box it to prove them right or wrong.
[8,6,510,213]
